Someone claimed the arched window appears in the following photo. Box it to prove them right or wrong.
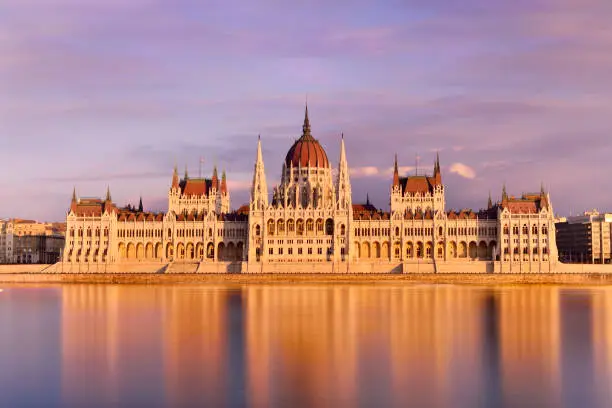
[513,226,519,235]
[306,219,314,233]
[287,219,295,233]
[267,219,275,236]
[325,219,334,235]
[341,224,346,235]
[532,225,538,234]
[513,247,519,254]
[316,219,324,234]
[255,225,261,236]
[438,226,443,236]
[522,224,528,234]
[523,247,528,254]
[503,225,509,234]
[297,220,304,235]
[395,227,400,236]
[277,219,285,234]
[542,224,548,234]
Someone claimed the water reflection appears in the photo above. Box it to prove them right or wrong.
[2,284,612,407]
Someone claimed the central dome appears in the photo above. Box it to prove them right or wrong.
[284,106,330,169]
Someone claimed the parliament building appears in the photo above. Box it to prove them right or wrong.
[62,106,559,273]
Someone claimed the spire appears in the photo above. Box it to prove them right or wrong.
[221,169,227,194]
[70,186,78,213]
[433,151,442,184]
[184,164,189,180]
[212,165,219,189]
[251,135,268,210]
[256,134,263,163]
[393,154,400,187]
[105,186,111,202]
[336,134,352,209]
[172,165,179,189]
[302,103,312,138]
[540,181,545,194]
[138,196,143,212]
[487,191,492,209]
[366,193,370,206]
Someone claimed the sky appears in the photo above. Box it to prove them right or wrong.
[1,0,612,221]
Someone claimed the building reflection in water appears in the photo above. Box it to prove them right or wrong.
[592,288,612,407]
[55,284,612,408]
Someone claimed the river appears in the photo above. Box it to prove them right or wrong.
[0,284,610,407]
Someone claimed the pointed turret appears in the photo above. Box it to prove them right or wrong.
[184,165,189,181]
[501,183,508,207]
[138,196,143,212]
[366,193,371,206]
[540,182,549,210]
[172,165,179,190]
[302,103,312,138]
[104,186,113,214]
[251,135,268,210]
[212,166,219,190]
[221,169,228,194]
[487,191,493,209]
[70,187,78,213]
[433,151,441,183]
[393,154,400,188]
[336,133,352,210]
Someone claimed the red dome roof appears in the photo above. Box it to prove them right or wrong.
[284,106,330,169]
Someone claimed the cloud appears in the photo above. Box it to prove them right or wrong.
[350,166,380,177]
[448,163,476,179]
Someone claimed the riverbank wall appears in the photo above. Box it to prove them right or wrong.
[1,260,611,275]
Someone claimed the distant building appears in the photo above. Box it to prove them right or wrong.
[0,219,65,264]
[0,219,14,263]
[556,210,612,264]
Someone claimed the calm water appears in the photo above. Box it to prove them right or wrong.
[0,284,611,408]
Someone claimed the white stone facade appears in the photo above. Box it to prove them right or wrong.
[62,107,559,272]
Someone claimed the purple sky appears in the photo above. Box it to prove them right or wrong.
[2,0,612,222]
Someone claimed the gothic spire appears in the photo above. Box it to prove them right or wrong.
[184,164,189,180]
[251,135,268,210]
[221,169,227,194]
[212,165,219,189]
[302,103,312,138]
[72,186,77,202]
[393,154,400,187]
[138,196,143,212]
[487,191,492,209]
[105,186,111,202]
[336,133,352,209]
[172,165,179,189]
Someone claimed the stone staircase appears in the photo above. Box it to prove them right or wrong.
[165,262,200,273]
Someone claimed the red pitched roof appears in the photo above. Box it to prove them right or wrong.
[181,179,210,196]
[400,175,441,195]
